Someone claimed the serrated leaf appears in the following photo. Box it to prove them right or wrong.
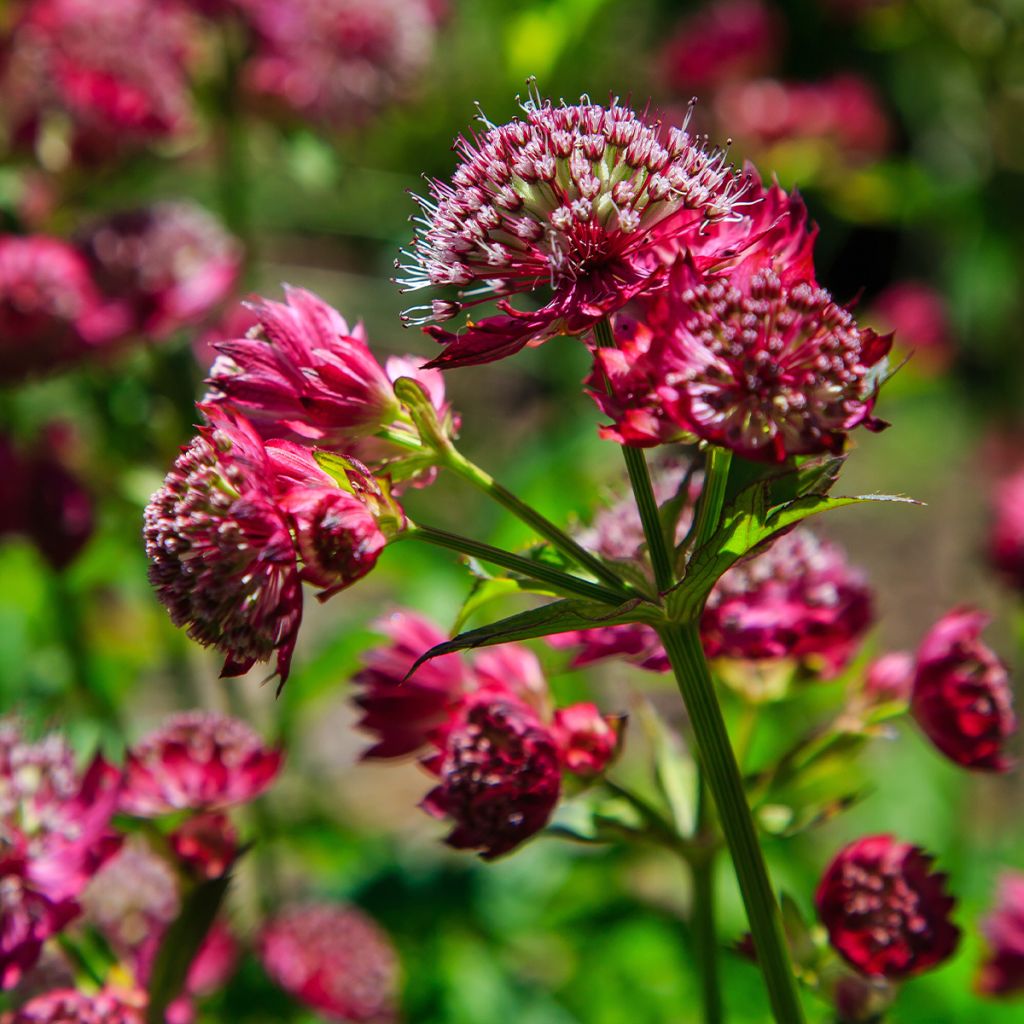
[407,597,659,676]
[146,873,232,1024]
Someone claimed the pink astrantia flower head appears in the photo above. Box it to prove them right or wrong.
[169,812,240,880]
[816,834,960,979]
[0,235,129,381]
[864,651,914,704]
[2,988,146,1023]
[595,254,891,461]
[144,404,305,681]
[421,693,562,859]
[702,528,873,675]
[1,0,195,163]
[397,84,748,368]
[78,203,242,339]
[352,611,472,759]
[547,621,670,673]
[977,870,1024,997]
[552,703,622,776]
[910,608,1016,772]
[989,468,1024,593]
[242,0,436,130]
[120,711,283,817]
[258,903,399,1024]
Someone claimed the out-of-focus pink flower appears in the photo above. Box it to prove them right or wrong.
[422,693,562,859]
[547,622,670,673]
[352,611,472,759]
[977,870,1024,997]
[864,651,914,704]
[715,74,891,161]
[989,468,1024,593]
[241,0,436,129]
[2,988,146,1023]
[1,0,195,163]
[170,812,240,879]
[0,235,129,381]
[816,835,960,979]
[0,722,122,988]
[662,0,783,91]
[552,703,622,776]
[870,282,952,373]
[702,528,873,675]
[910,608,1016,772]
[193,302,260,369]
[164,922,240,1024]
[398,89,747,369]
[258,903,399,1023]
[78,203,241,339]
[120,711,282,816]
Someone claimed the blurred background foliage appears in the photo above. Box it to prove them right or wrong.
[2,0,1024,1020]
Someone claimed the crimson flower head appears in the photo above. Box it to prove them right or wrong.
[552,703,622,776]
[977,870,1024,997]
[242,0,437,129]
[119,711,283,817]
[0,0,195,163]
[989,467,1024,592]
[910,608,1016,772]
[702,528,873,675]
[397,85,747,368]
[0,235,128,381]
[2,988,146,1024]
[78,202,241,339]
[816,835,959,979]
[421,692,562,859]
[170,812,239,880]
[258,903,399,1023]
[595,254,891,461]
[352,611,472,759]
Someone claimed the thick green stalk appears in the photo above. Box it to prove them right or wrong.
[592,317,673,591]
[690,447,733,554]
[400,524,629,605]
[692,770,723,1024]
[658,623,805,1024]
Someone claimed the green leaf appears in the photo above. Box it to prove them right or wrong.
[636,699,695,837]
[407,597,660,675]
[312,450,359,492]
[451,576,534,635]
[146,873,232,1024]
[393,376,449,451]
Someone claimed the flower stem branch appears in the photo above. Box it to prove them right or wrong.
[592,317,674,592]
[400,523,630,605]
[690,447,734,554]
[658,623,805,1024]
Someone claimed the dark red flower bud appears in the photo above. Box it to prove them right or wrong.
[816,834,960,979]
[552,703,622,777]
[910,608,1016,772]
[169,812,240,880]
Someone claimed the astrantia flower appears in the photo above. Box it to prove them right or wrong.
[2,988,146,1024]
[0,235,128,381]
[421,693,562,859]
[78,203,241,339]
[258,903,399,1024]
[864,651,914,704]
[702,528,873,674]
[816,835,960,979]
[120,711,283,816]
[169,812,239,880]
[1,0,195,163]
[552,703,622,776]
[870,281,952,374]
[910,608,1016,772]
[398,87,747,368]
[144,405,305,681]
[594,254,891,461]
[977,871,1024,997]
[242,0,436,129]
[989,468,1024,592]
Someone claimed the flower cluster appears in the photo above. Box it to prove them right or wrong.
[2,988,147,1024]
[353,612,621,858]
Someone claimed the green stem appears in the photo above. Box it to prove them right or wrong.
[689,447,733,554]
[693,770,723,1024]
[400,524,630,605]
[601,778,695,856]
[217,24,254,259]
[658,623,805,1024]
[592,317,674,592]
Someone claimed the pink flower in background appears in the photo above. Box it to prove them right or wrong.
[120,711,282,816]
[816,835,960,979]
[258,903,399,1023]
[241,0,437,129]
[547,621,669,673]
[170,812,240,879]
[662,0,783,91]
[193,302,260,369]
[398,89,746,368]
[870,282,952,373]
[702,528,873,674]
[0,236,129,381]
[78,203,241,339]
[864,651,914,704]
[910,608,1016,772]
[552,703,622,776]
[989,467,1024,592]
[2,988,146,1023]
[422,693,562,859]
[0,0,195,163]
[977,871,1024,996]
